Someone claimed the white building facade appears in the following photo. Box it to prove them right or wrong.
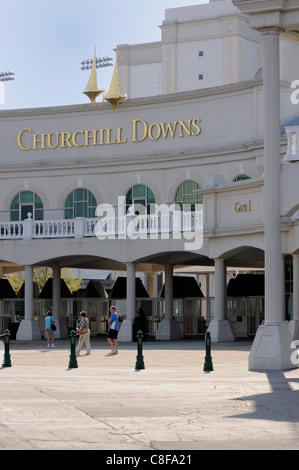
[117,0,299,98]
[0,0,299,370]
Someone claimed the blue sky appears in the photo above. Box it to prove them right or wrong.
[0,0,207,110]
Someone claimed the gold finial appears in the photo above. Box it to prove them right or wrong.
[105,51,127,111]
[82,47,105,103]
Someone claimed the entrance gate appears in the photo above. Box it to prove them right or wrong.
[0,296,265,339]
[183,298,210,337]
[227,296,264,337]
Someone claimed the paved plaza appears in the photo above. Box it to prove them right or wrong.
[0,336,299,451]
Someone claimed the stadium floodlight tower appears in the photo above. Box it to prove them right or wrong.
[0,71,15,82]
[0,71,15,105]
[80,55,113,71]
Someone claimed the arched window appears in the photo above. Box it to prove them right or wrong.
[233,174,251,182]
[175,180,202,211]
[11,191,44,221]
[126,185,155,214]
[64,188,97,219]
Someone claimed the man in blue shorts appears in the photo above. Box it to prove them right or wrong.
[107,305,119,355]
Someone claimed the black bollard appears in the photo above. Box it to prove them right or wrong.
[135,330,145,370]
[68,330,78,369]
[2,329,11,368]
[203,330,213,372]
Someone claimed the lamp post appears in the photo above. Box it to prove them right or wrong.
[2,330,11,368]
[135,330,145,370]
[203,330,213,372]
[68,330,78,369]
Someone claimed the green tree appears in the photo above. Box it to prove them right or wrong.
[7,267,82,294]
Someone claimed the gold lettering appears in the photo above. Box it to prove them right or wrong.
[234,201,252,213]
[17,117,202,151]
[47,133,60,149]
[106,128,116,145]
[148,123,161,141]
[116,127,127,144]
[17,128,33,151]
[97,129,105,145]
[178,120,191,137]
[160,121,178,138]
[72,130,84,147]
[60,132,72,148]
[84,129,97,146]
[132,119,147,142]
[32,133,47,150]
[191,118,201,136]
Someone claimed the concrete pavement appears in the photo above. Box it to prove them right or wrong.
[0,336,298,450]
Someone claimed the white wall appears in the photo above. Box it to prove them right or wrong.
[129,63,162,98]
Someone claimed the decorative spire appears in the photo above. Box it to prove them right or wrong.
[105,51,127,111]
[82,47,105,103]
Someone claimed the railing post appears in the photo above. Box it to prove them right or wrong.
[2,330,11,368]
[74,217,86,238]
[23,217,34,240]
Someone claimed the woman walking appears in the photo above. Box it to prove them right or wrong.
[45,311,55,348]
[76,311,91,356]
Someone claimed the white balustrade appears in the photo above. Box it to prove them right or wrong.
[0,222,23,239]
[0,210,203,241]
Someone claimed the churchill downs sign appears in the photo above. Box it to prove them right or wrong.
[17,117,201,151]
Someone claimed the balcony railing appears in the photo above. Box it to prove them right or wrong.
[0,211,203,241]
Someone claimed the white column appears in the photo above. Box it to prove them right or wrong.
[200,274,210,324]
[25,265,33,322]
[118,263,135,342]
[214,259,226,321]
[249,28,296,370]
[264,29,283,326]
[126,262,136,322]
[290,254,299,339]
[165,264,173,320]
[209,259,234,342]
[146,273,154,297]
[53,266,68,339]
[156,265,181,340]
[16,265,41,340]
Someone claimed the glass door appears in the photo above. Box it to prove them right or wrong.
[184,299,195,336]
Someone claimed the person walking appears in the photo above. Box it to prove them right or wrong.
[76,311,91,356]
[45,311,56,348]
[133,307,147,341]
[107,306,119,355]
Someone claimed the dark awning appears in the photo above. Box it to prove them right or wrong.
[0,279,17,298]
[17,282,40,298]
[38,278,73,298]
[109,277,149,299]
[159,276,204,298]
[227,274,264,297]
[73,280,108,298]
